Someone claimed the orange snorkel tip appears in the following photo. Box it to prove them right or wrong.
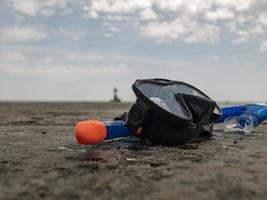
[75,120,107,145]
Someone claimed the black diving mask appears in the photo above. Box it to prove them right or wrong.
[125,79,221,145]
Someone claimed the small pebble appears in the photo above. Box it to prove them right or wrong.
[57,146,67,150]
[126,158,136,161]
[210,136,216,140]
[77,149,86,153]
[233,140,238,144]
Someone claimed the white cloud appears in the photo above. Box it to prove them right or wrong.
[85,0,258,17]
[0,27,47,42]
[103,33,115,38]
[185,24,220,43]
[10,0,69,16]
[12,0,38,16]
[232,30,251,44]
[88,0,152,14]
[4,0,267,46]
[84,0,214,18]
[232,26,264,44]
[0,51,26,62]
[140,18,195,41]
[206,8,234,22]
[250,26,264,34]
[140,18,220,43]
[87,11,99,18]
[5,0,265,45]
[236,14,253,25]
[147,0,213,14]
[109,26,121,32]
[83,0,267,44]
[103,15,130,21]
[258,13,267,26]
[0,64,129,76]
[150,0,183,11]
[259,40,267,51]
[225,21,237,32]
[0,48,129,76]
[139,9,157,20]
[214,0,256,12]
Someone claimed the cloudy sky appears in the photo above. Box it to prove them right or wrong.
[0,0,267,102]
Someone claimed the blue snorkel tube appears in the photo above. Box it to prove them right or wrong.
[218,103,267,134]
[75,103,267,145]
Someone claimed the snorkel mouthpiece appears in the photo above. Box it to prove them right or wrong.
[75,120,107,145]
[75,120,130,145]
[126,79,221,145]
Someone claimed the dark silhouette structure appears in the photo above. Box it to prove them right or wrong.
[112,87,121,102]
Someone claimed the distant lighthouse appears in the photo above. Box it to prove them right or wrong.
[112,87,121,103]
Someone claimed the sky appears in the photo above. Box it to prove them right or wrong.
[0,0,267,102]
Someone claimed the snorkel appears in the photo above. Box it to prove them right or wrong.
[75,78,221,146]
[75,120,129,145]
[220,103,267,134]
[74,79,267,145]
[75,103,267,145]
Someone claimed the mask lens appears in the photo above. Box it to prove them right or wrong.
[136,81,208,118]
